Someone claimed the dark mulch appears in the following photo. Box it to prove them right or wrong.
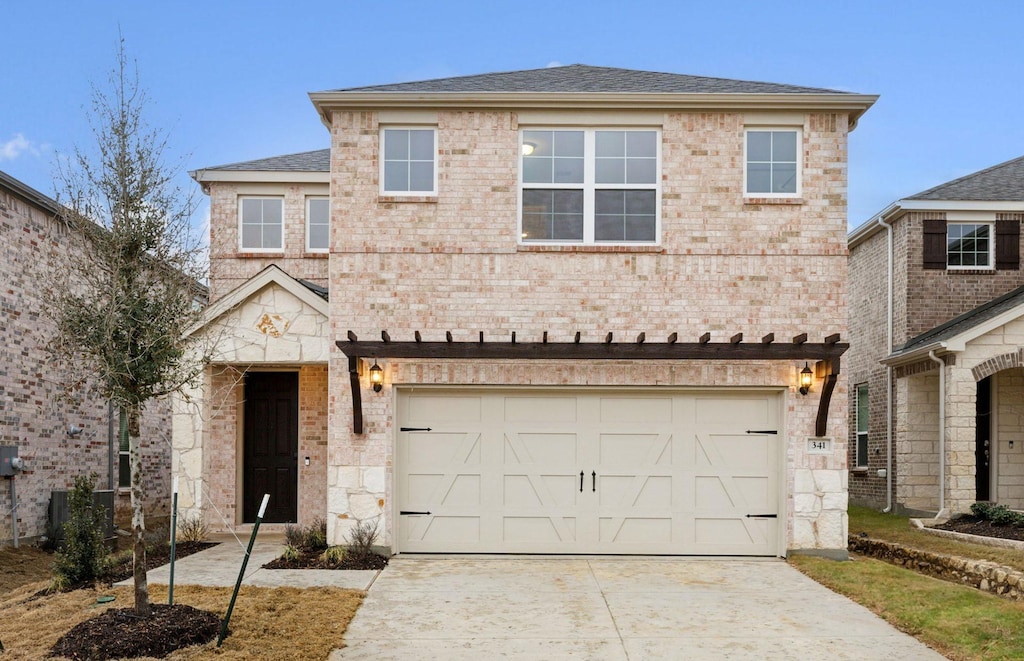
[103,541,217,584]
[263,549,389,571]
[49,603,219,660]
[934,515,1024,542]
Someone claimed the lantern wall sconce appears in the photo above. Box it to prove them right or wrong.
[798,362,813,396]
[368,359,383,393]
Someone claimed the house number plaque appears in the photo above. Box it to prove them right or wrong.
[806,437,832,455]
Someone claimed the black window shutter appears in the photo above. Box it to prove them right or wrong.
[922,219,947,269]
[996,219,1020,270]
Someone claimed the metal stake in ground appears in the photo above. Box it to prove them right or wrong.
[217,493,269,647]
[168,475,178,605]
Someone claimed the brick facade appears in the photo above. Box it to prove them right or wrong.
[1,175,171,544]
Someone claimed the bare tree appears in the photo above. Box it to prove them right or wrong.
[49,38,207,618]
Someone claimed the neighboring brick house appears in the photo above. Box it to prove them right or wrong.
[0,171,174,544]
[848,155,1024,515]
[176,64,876,558]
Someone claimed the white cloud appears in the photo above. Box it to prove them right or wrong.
[0,133,39,162]
[546,61,563,68]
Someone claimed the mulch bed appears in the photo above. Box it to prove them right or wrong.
[934,515,1024,542]
[49,603,220,660]
[103,541,217,584]
[263,550,389,571]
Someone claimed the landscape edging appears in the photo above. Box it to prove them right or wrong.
[848,536,1024,601]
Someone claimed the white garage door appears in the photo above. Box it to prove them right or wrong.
[396,389,781,555]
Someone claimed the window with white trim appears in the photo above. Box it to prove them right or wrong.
[745,129,800,196]
[381,128,436,194]
[306,197,329,252]
[520,129,659,244]
[239,197,284,251]
[947,222,993,269]
[855,383,869,468]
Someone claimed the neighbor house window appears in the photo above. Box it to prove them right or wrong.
[947,223,993,269]
[520,129,659,244]
[306,197,329,252]
[745,129,800,196]
[239,197,284,251]
[381,128,436,194]
[856,384,869,469]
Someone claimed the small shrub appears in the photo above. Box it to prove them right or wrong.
[303,517,328,552]
[346,519,379,557]
[176,514,209,543]
[52,473,108,589]
[320,545,346,565]
[284,523,303,548]
[281,544,300,562]
[971,502,994,519]
[970,502,1024,526]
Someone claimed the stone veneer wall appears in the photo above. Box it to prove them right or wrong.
[894,371,941,511]
[1,181,171,543]
[326,108,852,553]
[207,182,329,302]
[996,368,1024,507]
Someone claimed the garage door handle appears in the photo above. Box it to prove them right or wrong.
[745,514,777,518]
[745,430,778,435]
[592,471,597,492]
[400,427,433,432]
[579,471,584,492]
[400,511,432,515]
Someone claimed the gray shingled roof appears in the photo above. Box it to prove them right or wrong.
[327,64,853,95]
[203,149,329,172]
[907,155,1024,201]
[0,169,62,216]
[891,283,1024,358]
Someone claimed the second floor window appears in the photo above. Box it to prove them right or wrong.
[307,198,329,252]
[947,223,992,268]
[745,129,799,196]
[240,197,284,251]
[520,129,659,244]
[923,218,1019,270]
[382,128,436,194]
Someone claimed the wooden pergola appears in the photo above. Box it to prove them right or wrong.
[336,330,847,436]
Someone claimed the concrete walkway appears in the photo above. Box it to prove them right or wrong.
[331,556,944,660]
[114,536,378,590]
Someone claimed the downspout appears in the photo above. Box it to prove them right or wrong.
[878,215,894,512]
[928,350,948,518]
[107,402,116,491]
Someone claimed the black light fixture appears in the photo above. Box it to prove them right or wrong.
[369,359,383,393]
[799,362,813,396]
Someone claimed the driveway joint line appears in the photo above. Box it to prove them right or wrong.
[587,558,631,660]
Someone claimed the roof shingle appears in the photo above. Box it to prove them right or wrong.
[906,155,1024,202]
[203,149,330,172]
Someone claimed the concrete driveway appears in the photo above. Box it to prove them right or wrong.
[332,556,943,660]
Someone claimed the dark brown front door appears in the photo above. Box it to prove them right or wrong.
[244,372,298,523]
[976,376,992,502]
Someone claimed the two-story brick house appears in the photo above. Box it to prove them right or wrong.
[1,170,174,544]
[848,155,1024,516]
[176,65,876,557]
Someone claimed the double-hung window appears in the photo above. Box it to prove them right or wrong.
[745,129,800,196]
[520,129,659,244]
[306,197,329,252]
[946,222,993,269]
[381,128,436,195]
[923,218,1018,270]
[855,384,869,468]
[240,197,284,251]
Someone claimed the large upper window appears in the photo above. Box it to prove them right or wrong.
[855,383,869,469]
[240,197,284,251]
[306,197,329,252]
[947,223,992,269]
[520,129,659,244]
[381,128,436,194]
[745,129,800,196]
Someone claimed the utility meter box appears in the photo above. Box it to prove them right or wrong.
[0,446,20,477]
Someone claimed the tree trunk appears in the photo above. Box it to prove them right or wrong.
[128,405,151,617]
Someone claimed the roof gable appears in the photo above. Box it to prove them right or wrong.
[324,64,853,95]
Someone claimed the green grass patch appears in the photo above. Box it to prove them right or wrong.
[849,505,1024,572]
[792,554,1024,660]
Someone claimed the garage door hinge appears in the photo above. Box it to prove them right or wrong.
[745,429,778,435]
[399,511,432,515]
[400,427,433,432]
[745,513,778,518]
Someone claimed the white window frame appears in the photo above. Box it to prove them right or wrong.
[855,383,869,468]
[305,196,330,253]
[238,196,285,252]
[946,221,995,270]
[518,128,662,245]
[744,128,802,198]
[380,127,438,196]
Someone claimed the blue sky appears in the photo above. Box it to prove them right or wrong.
[2,1,1023,231]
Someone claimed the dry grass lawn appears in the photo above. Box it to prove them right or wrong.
[0,579,363,660]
